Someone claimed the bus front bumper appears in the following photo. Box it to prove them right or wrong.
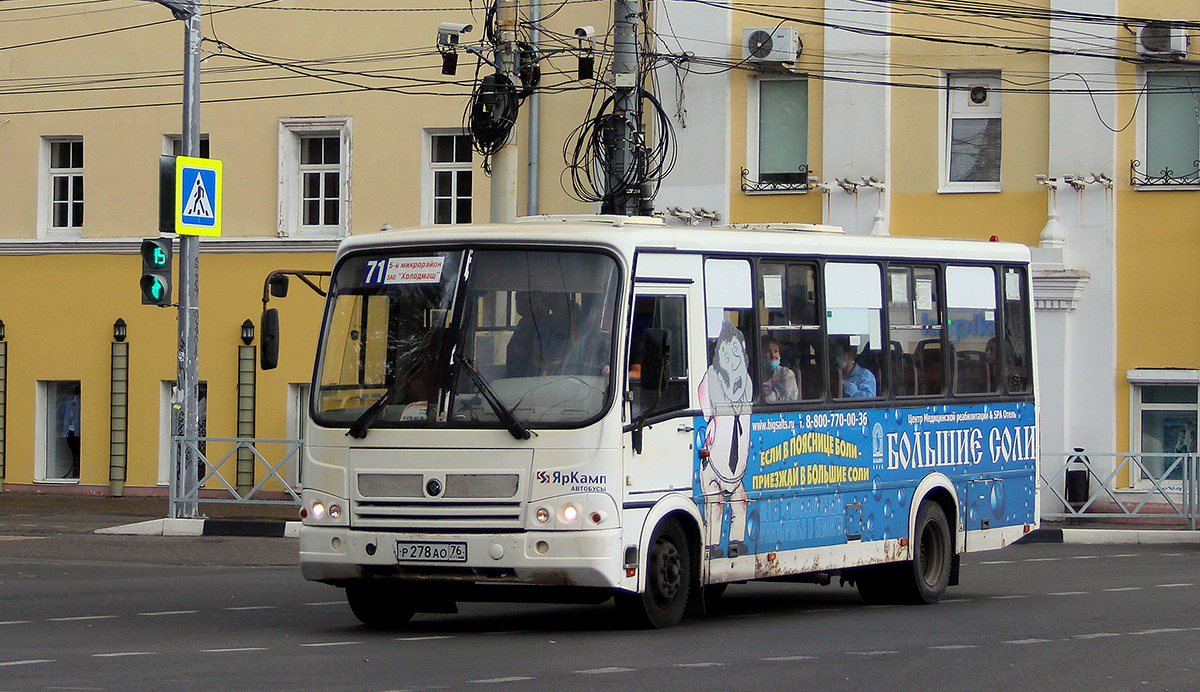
[299,524,626,590]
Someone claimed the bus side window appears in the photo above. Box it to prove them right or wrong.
[1001,266,1032,394]
[825,262,885,399]
[888,265,942,396]
[758,262,823,402]
[946,265,998,395]
[629,295,689,417]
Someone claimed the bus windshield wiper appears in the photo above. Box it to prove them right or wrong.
[460,357,531,440]
[347,382,403,439]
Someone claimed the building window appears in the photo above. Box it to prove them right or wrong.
[1134,70,1200,186]
[744,76,808,193]
[37,381,81,482]
[942,74,1002,192]
[426,131,473,224]
[47,138,84,230]
[165,134,211,158]
[1128,371,1199,490]
[278,117,351,237]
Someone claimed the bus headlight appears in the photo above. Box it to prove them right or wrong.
[536,507,550,523]
[311,501,326,519]
[561,504,579,523]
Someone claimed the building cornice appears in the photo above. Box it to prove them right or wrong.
[0,237,341,256]
[1032,268,1090,311]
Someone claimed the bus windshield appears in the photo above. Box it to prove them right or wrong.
[315,248,620,431]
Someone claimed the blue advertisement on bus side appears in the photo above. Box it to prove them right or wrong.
[691,402,1036,559]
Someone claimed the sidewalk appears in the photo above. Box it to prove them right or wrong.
[0,492,299,538]
[1021,520,1200,545]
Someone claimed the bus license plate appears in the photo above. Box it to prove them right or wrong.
[395,541,467,563]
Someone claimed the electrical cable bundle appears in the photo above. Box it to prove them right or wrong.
[466,72,519,164]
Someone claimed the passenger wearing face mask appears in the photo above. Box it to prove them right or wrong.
[761,339,799,403]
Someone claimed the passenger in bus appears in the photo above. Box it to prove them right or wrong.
[761,339,799,403]
[833,338,876,398]
[506,291,571,377]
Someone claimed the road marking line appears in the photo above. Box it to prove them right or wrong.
[223,605,279,611]
[303,601,344,606]
[1161,553,1186,557]
[1047,591,1087,596]
[1004,639,1052,645]
[941,598,970,603]
[761,655,816,661]
[979,560,1013,564]
[574,667,636,674]
[1110,554,1136,558]
[1026,558,1061,562]
[0,620,32,625]
[47,615,118,622]
[1103,587,1142,592]
[395,636,455,641]
[674,662,728,667]
[991,595,1029,600]
[468,676,535,683]
[0,659,55,667]
[300,641,361,648]
[93,652,156,658]
[1071,555,1100,560]
[1075,633,1121,639]
[200,647,268,653]
[1157,583,1193,588]
[929,645,978,650]
[845,651,897,656]
[138,610,199,617]
[1131,628,1184,636]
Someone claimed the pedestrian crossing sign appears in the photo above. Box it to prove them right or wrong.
[175,156,223,237]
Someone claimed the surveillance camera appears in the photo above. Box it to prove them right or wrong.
[575,25,596,39]
[439,22,472,36]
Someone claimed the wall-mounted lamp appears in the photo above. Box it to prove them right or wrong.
[0,318,5,341]
[113,318,127,343]
[241,319,255,345]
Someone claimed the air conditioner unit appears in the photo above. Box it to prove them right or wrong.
[742,27,801,63]
[1137,21,1189,58]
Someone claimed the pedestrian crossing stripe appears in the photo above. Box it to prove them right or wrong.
[175,156,223,237]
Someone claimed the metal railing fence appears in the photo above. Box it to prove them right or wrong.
[1041,451,1200,529]
[169,436,303,518]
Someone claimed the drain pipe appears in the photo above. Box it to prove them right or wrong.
[526,0,541,216]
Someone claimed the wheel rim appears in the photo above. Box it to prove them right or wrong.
[650,535,683,607]
[918,520,946,586]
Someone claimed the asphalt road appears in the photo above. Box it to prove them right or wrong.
[3,533,1200,692]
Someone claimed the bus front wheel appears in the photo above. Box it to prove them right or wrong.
[616,519,691,629]
[346,583,416,629]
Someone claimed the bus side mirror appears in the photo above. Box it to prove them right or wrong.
[261,308,280,370]
[639,328,669,393]
[269,274,290,298]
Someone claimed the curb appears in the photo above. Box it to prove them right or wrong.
[96,518,300,538]
[1017,527,1200,545]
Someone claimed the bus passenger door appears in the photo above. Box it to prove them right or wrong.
[626,282,701,500]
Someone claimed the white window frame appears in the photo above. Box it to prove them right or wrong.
[745,74,809,195]
[1135,67,1200,191]
[1127,369,1200,490]
[421,128,474,225]
[163,134,211,158]
[939,73,1002,194]
[38,136,85,237]
[278,116,352,238]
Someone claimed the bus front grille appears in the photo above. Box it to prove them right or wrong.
[352,500,524,532]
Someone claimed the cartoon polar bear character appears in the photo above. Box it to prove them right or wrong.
[698,320,753,558]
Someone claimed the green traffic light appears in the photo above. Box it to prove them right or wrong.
[149,279,163,299]
[152,247,167,267]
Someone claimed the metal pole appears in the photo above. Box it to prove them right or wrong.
[489,0,519,223]
[526,0,540,217]
[174,3,202,518]
[606,0,640,216]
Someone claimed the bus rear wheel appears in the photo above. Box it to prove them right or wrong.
[345,583,417,629]
[901,501,952,604]
[616,519,691,629]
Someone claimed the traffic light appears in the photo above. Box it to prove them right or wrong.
[140,237,173,306]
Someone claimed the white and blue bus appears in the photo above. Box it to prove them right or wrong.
[290,216,1038,628]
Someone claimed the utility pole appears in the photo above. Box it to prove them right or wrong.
[153,0,202,518]
[605,0,641,216]
[490,0,519,223]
